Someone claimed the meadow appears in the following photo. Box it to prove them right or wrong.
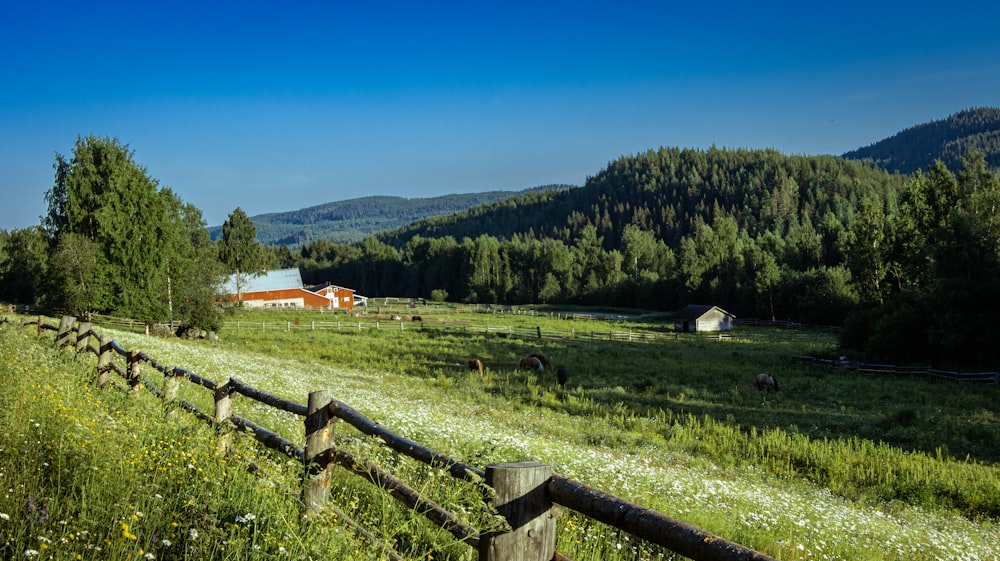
[2,307,999,560]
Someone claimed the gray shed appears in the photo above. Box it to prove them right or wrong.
[673,305,735,332]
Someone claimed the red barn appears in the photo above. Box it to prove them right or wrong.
[223,268,361,309]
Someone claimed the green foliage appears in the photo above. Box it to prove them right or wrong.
[0,226,48,305]
[41,135,204,323]
[290,148,900,321]
[841,153,1000,368]
[218,208,268,304]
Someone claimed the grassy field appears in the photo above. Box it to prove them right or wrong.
[3,308,1000,560]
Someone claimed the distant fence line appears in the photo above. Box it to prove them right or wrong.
[8,314,777,561]
[223,318,833,344]
[792,355,1000,384]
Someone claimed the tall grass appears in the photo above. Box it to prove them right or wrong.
[5,310,1000,560]
[213,308,1000,517]
[0,323,478,560]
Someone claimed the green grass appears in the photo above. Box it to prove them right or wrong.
[5,309,1000,560]
[0,322,478,561]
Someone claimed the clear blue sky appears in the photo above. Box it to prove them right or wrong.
[3,1,999,230]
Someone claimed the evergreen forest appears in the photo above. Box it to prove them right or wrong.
[3,108,1000,370]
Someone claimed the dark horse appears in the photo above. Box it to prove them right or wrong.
[756,373,779,393]
[468,358,484,375]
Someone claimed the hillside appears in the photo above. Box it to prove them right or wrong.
[842,106,1000,174]
[209,186,575,246]
[378,147,903,250]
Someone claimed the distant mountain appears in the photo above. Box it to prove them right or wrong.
[208,186,576,246]
[842,107,1000,174]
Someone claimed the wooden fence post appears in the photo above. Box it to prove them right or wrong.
[96,335,114,386]
[214,378,234,454]
[75,321,92,353]
[303,389,335,520]
[36,315,46,337]
[127,350,142,392]
[163,367,180,419]
[479,461,556,561]
[55,315,77,348]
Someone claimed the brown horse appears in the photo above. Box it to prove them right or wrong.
[519,356,544,371]
[468,358,484,375]
[756,373,779,393]
[530,353,551,368]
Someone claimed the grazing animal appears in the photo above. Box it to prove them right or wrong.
[468,358,484,375]
[530,353,551,368]
[756,373,779,393]
[556,367,568,386]
[519,356,544,371]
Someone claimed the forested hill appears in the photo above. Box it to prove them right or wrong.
[378,147,903,250]
[210,186,574,246]
[842,106,1000,174]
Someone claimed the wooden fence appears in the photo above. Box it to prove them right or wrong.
[792,355,1000,383]
[224,318,832,344]
[14,314,777,561]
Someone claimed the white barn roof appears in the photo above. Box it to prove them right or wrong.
[222,268,303,294]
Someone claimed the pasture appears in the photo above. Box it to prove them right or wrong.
[5,307,1000,560]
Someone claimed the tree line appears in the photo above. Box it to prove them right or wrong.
[289,147,1000,369]
[3,135,1000,369]
[0,135,269,332]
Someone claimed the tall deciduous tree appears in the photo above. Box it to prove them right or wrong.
[163,191,224,330]
[218,207,268,305]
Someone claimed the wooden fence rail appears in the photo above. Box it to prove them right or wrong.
[16,314,777,561]
[792,355,1000,383]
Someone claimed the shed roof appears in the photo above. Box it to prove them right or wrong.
[675,304,734,320]
[223,268,303,294]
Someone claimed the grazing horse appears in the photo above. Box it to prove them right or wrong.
[468,358,484,375]
[756,373,779,393]
[530,353,551,368]
[519,356,544,371]
[556,367,568,386]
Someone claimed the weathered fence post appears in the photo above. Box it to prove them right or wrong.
[214,378,234,454]
[536,326,542,339]
[479,461,556,561]
[163,367,181,419]
[96,335,114,386]
[303,389,335,520]
[75,321,93,353]
[55,315,76,349]
[127,350,142,392]
[36,315,46,337]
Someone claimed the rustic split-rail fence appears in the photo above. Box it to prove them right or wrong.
[12,314,777,561]
[791,355,1000,383]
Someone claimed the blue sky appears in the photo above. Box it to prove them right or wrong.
[3,1,1000,230]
